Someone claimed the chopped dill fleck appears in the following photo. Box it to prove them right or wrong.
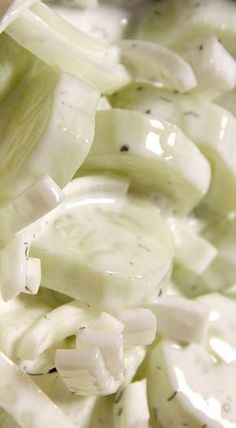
[120,144,130,152]
[138,243,151,252]
[153,408,158,421]
[117,408,123,416]
[167,391,178,401]
[48,367,57,374]
[183,111,200,118]
[160,96,172,103]
[114,391,123,404]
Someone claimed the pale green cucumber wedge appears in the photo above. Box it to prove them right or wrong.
[82,109,211,215]
[0,44,99,202]
[6,1,131,94]
[111,84,236,215]
[174,216,236,297]
[147,339,236,428]
[48,3,129,45]
[0,289,60,360]
[168,217,217,275]
[32,176,174,309]
[130,0,236,57]
[197,294,236,363]
[147,293,236,427]
[216,88,236,117]
[126,0,176,46]
[35,373,98,428]
[17,300,96,360]
[203,216,236,289]
[173,262,226,298]
[35,372,114,428]
[183,36,236,99]
[119,39,196,92]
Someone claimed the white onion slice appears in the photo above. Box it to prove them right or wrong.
[55,345,120,396]
[116,308,157,346]
[149,295,209,344]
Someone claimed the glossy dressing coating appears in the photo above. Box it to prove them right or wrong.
[32,176,173,308]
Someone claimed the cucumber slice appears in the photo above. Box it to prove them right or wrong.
[119,39,196,92]
[35,372,114,428]
[6,2,131,94]
[0,47,99,202]
[183,36,236,99]
[148,293,236,428]
[32,176,174,309]
[50,4,129,44]
[82,109,211,215]
[168,217,217,275]
[0,176,63,241]
[131,0,236,57]
[34,373,98,428]
[111,84,236,215]
[16,300,95,360]
[203,217,236,290]
[173,265,217,298]
[0,292,54,360]
[216,88,236,117]
[127,0,176,46]
[197,294,236,363]
[172,217,235,296]
[147,339,236,428]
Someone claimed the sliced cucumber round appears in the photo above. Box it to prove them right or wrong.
[147,293,236,428]
[147,338,236,428]
[111,84,236,215]
[119,39,196,92]
[82,109,211,215]
[197,293,236,363]
[32,175,174,309]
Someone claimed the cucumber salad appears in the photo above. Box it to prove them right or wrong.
[1,0,236,427]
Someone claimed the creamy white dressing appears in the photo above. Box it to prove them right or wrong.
[50,3,129,44]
